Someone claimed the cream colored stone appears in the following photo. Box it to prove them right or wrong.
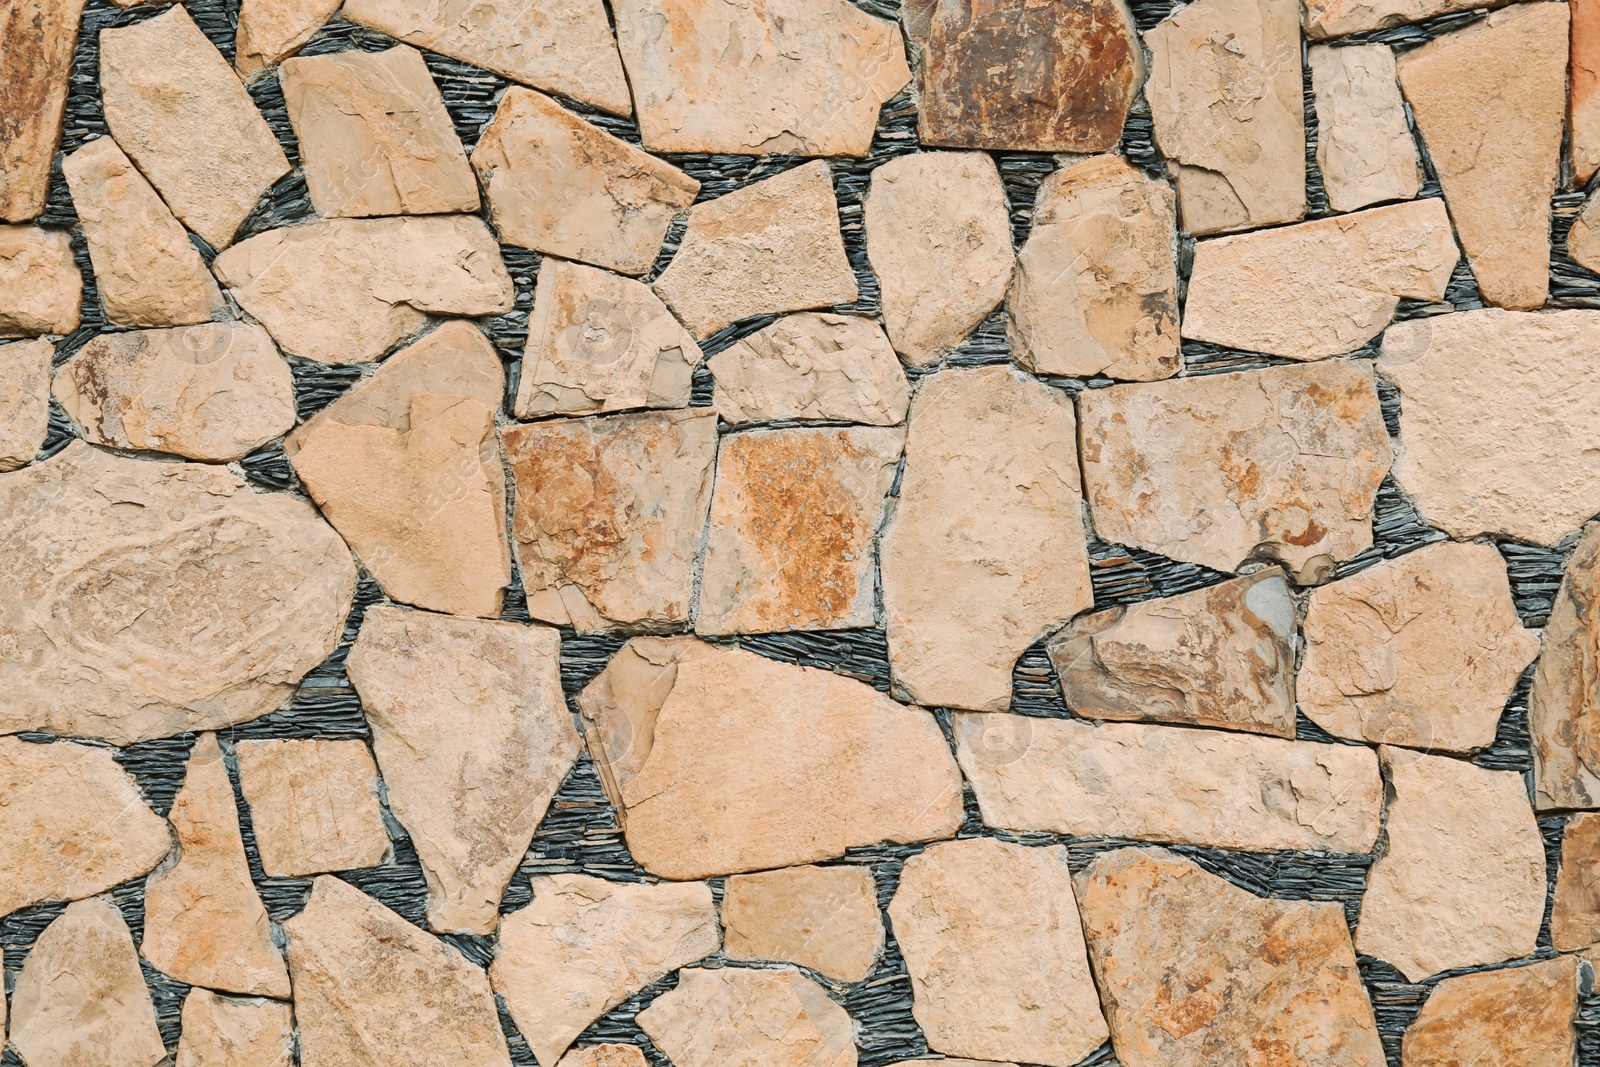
[722,865,883,983]
[347,606,580,935]
[100,7,290,249]
[1008,155,1179,381]
[10,898,166,1067]
[234,739,390,877]
[235,0,341,77]
[502,409,716,631]
[696,426,903,635]
[1305,0,1515,38]
[212,215,514,364]
[863,151,1013,365]
[1576,0,1600,186]
[0,224,80,337]
[637,966,856,1067]
[580,637,963,879]
[491,875,718,1067]
[557,1047,648,1067]
[0,0,84,221]
[1145,0,1305,235]
[1398,4,1567,310]
[708,313,909,425]
[1299,542,1539,752]
[0,337,51,470]
[1309,44,1422,214]
[1531,523,1600,810]
[0,443,356,743]
[473,89,699,275]
[1401,956,1579,1067]
[1048,569,1297,737]
[956,713,1381,851]
[1553,812,1600,950]
[54,323,295,461]
[1182,199,1457,360]
[1076,848,1386,1067]
[285,876,513,1067]
[1078,360,1392,583]
[882,365,1092,710]
[652,161,857,338]
[513,259,700,419]
[176,990,295,1067]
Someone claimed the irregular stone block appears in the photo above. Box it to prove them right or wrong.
[1576,0,1600,186]
[1569,189,1600,272]
[175,990,294,1067]
[708,312,910,426]
[0,224,80,337]
[0,337,51,470]
[1531,523,1600,810]
[637,967,856,1067]
[1305,0,1514,38]
[557,1047,647,1067]
[1401,956,1579,1067]
[1309,44,1422,214]
[2,0,83,220]
[235,0,341,77]
[1553,812,1600,950]
[235,739,391,877]
[722,865,883,982]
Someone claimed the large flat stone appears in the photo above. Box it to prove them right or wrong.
[235,0,341,77]
[1309,44,1422,214]
[0,224,80,337]
[0,337,51,470]
[175,990,294,1067]
[637,967,857,1067]
[0,0,84,222]
[235,739,391,877]
[722,865,883,982]
[1401,956,1579,1067]
[708,312,909,426]
[1553,811,1600,950]
[1531,523,1600,810]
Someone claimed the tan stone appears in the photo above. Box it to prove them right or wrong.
[10,898,166,1067]
[343,0,631,115]
[1076,847,1385,1067]
[1398,4,1567,310]
[1048,569,1297,737]
[234,739,390,877]
[347,606,581,935]
[513,259,700,419]
[722,865,883,983]
[281,45,477,218]
[882,365,1091,711]
[1182,199,1457,360]
[285,876,513,1067]
[1309,44,1422,214]
[1401,956,1580,1067]
[0,224,80,337]
[652,161,857,338]
[1145,0,1305,235]
[614,0,907,155]
[0,337,51,470]
[557,1047,648,1067]
[1553,812,1600,950]
[580,637,963,879]
[491,874,718,1067]
[1299,542,1539,752]
[0,443,356,743]
[502,409,716,631]
[176,990,295,1067]
[0,0,84,221]
[637,966,856,1067]
[863,152,1013,365]
[1570,190,1600,273]
[212,215,514,363]
[889,839,1106,1067]
[53,323,295,461]
[696,426,903,635]
[1078,360,1392,583]
[1305,0,1515,38]
[708,312,909,425]
[235,0,341,77]
[1575,0,1600,186]
[1531,523,1600,810]
[1008,155,1179,381]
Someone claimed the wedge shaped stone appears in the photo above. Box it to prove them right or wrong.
[1305,0,1515,39]
[708,312,910,425]
[175,990,294,1067]
[1532,523,1600,810]
[0,0,84,221]
[1402,955,1579,1067]
[235,0,341,77]
[1553,812,1600,950]
[235,739,390,877]
[1309,44,1422,214]
[722,865,883,983]
[0,224,80,337]
[637,967,857,1067]
[0,337,51,470]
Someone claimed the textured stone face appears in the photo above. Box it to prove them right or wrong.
[1397,3,1567,310]
[175,991,295,1067]
[1048,569,1297,737]
[955,713,1382,852]
[0,337,51,470]
[637,967,857,1067]
[490,875,719,1067]
[1305,0,1514,38]
[1576,0,1600,186]
[1553,812,1600,950]
[235,0,341,77]
[235,739,391,877]
[1401,956,1580,1067]
[0,0,84,221]
[863,151,1013,365]
[0,443,356,743]
[722,865,883,982]
[502,409,717,631]
[889,839,1108,1067]
[696,426,904,635]
[708,313,910,425]
[881,365,1092,711]
[0,224,80,337]
[347,606,581,935]
[1078,360,1392,583]
[1076,848,1386,1067]
[1309,44,1422,214]
[580,637,963,879]
[1181,199,1458,361]
[558,1047,648,1067]
[1531,523,1600,810]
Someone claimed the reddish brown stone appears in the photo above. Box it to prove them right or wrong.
[0,0,84,222]
[1576,0,1600,185]
[1553,811,1600,951]
[1400,956,1579,1067]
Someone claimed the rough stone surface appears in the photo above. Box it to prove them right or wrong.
[1048,569,1297,737]
[1181,198,1458,360]
[1401,956,1580,1067]
[1569,189,1600,273]
[1309,44,1422,214]
[1576,0,1600,186]
[889,839,1107,1067]
[1305,0,1515,38]
[0,0,84,221]
[99,7,290,249]
[1299,542,1539,752]
[1145,0,1305,235]
[1397,3,1567,310]
[1078,360,1392,583]
[708,313,909,425]
[614,0,908,156]
[1076,847,1386,1067]
[53,323,296,461]
[0,337,51,470]
[502,409,716,631]
[1007,155,1179,381]
[176,991,295,1067]
[0,224,80,337]
[1356,749,1546,981]
[285,876,513,1067]
[212,215,514,363]
[580,637,963,879]
[721,865,884,982]
[235,0,341,78]
[652,161,857,338]
[347,606,581,935]
[513,258,700,419]
[557,1047,648,1067]
[491,874,719,1067]
[1553,811,1600,950]
[637,966,857,1067]
[0,443,356,743]
[235,739,391,877]
[881,365,1092,711]
[281,45,478,218]
[1531,523,1600,810]
[696,426,904,635]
